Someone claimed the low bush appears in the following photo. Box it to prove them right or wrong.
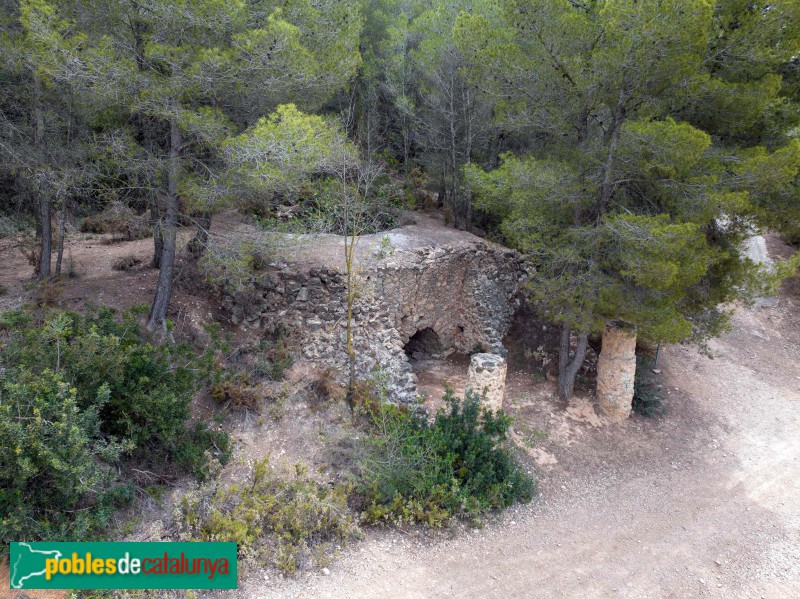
[112,255,142,271]
[632,354,665,417]
[310,368,346,403]
[200,239,273,293]
[34,278,66,306]
[0,371,133,542]
[177,458,357,574]
[781,226,800,247]
[211,380,261,412]
[252,176,404,236]
[355,386,535,527]
[0,215,23,238]
[0,306,231,545]
[255,331,294,381]
[81,202,151,240]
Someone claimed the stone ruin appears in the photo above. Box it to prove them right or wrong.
[216,216,527,405]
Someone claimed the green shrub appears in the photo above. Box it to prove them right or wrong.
[632,354,665,417]
[252,176,403,236]
[356,387,535,526]
[200,239,273,293]
[0,215,27,238]
[1,306,230,469]
[0,305,231,545]
[255,331,294,381]
[177,458,357,574]
[780,225,800,247]
[0,370,133,542]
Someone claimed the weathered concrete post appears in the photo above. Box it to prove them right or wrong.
[596,322,637,421]
[466,353,507,412]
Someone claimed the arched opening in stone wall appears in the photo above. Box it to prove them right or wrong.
[404,327,443,360]
[404,326,473,406]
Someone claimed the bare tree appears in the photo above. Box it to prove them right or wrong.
[413,46,492,229]
[338,153,383,401]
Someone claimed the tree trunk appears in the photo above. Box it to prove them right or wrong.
[33,73,50,279]
[462,161,472,231]
[188,211,212,257]
[147,117,181,335]
[599,90,628,217]
[152,213,164,269]
[54,201,67,277]
[558,323,589,400]
[38,194,52,279]
[56,90,74,279]
[344,230,357,406]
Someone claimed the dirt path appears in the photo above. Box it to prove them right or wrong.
[246,280,800,597]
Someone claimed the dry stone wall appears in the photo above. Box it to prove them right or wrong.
[218,235,527,405]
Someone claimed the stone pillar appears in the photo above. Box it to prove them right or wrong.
[466,353,507,412]
[744,234,778,308]
[596,322,637,421]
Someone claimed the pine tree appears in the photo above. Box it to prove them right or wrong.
[65,0,362,334]
[0,0,89,278]
[463,0,800,398]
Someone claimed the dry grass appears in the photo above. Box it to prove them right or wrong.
[211,381,262,412]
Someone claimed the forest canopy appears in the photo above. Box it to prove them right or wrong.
[1,0,799,398]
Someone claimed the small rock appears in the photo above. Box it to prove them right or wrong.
[306,318,324,332]
[322,568,330,576]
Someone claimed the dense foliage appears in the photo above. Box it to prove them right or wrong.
[0,368,131,542]
[0,306,229,544]
[460,0,800,397]
[0,0,796,435]
[1,0,798,561]
[2,0,797,368]
[357,388,535,526]
[0,0,362,330]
